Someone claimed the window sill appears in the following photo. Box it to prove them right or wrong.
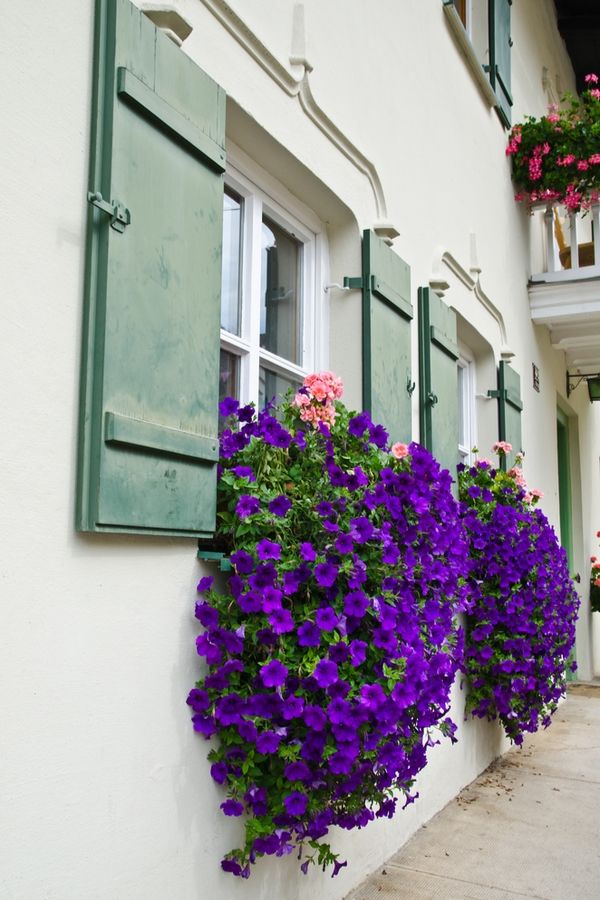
[443,1,498,111]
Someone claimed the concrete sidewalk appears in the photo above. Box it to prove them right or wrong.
[346,684,600,900]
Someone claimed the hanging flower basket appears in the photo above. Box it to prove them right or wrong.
[189,373,467,879]
[458,445,579,744]
[506,74,600,212]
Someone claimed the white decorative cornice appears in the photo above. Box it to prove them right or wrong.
[197,0,397,235]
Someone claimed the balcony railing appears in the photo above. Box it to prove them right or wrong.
[530,202,600,283]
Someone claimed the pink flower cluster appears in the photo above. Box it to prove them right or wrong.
[293,371,344,426]
[492,441,512,455]
[390,442,409,459]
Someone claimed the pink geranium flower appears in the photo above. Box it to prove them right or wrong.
[391,442,409,459]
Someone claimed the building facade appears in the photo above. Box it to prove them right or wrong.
[2,1,599,898]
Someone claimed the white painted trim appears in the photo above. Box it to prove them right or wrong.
[221,154,329,408]
[442,1,498,110]
[197,0,398,235]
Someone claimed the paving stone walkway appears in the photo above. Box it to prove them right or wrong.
[345,684,600,900]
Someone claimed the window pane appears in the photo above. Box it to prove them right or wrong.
[260,216,301,364]
[259,366,300,411]
[221,191,242,335]
[219,348,239,429]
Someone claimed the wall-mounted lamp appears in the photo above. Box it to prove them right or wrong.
[566,372,600,402]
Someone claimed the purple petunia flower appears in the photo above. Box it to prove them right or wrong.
[231,464,255,481]
[261,585,283,612]
[313,659,339,688]
[343,590,369,618]
[235,494,260,519]
[335,533,354,554]
[186,688,209,712]
[192,713,217,738]
[369,423,389,449]
[284,790,308,816]
[220,799,244,816]
[314,561,338,588]
[219,397,239,418]
[230,550,254,574]
[194,602,219,628]
[300,542,317,562]
[303,705,327,731]
[348,412,371,436]
[256,731,283,754]
[210,761,229,784]
[196,576,214,593]
[268,607,295,634]
[297,621,321,647]
[238,720,258,742]
[268,494,292,517]
[316,501,335,517]
[359,683,386,711]
[349,639,368,666]
[256,539,282,561]
[315,606,339,631]
[282,694,305,720]
[284,760,311,782]
[260,659,288,687]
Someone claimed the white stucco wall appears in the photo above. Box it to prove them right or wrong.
[2,2,598,899]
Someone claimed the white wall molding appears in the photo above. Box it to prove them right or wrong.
[430,244,514,360]
[197,0,397,235]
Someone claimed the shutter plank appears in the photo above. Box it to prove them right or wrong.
[360,230,413,442]
[497,360,522,471]
[418,287,459,491]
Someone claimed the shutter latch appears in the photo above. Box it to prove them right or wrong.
[87,191,131,233]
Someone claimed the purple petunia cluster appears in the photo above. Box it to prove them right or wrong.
[458,459,579,745]
[189,380,468,878]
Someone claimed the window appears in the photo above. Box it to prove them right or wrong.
[443,0,512,127]
[218,159,324,417]
[457,344,477,465]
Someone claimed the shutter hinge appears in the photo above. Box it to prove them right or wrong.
[87,191,131,233]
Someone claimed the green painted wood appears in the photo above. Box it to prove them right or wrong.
[77,0,225,536]
[116,68,226,171]
[488,0,512,127]
[556,408,573,568]
[418,287,459,493]
[496,361,522,471]
[104,412,220,462]
[361,229,413,443]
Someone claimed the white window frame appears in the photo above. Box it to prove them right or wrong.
[220,144,328,410]
[457,342,477,465]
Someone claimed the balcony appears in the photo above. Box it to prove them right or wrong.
[528,203,600,376]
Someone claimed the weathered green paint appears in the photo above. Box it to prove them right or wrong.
[488,0,512,127]
[418,287,459,493]
[77,0,225,536]
[492,361,522,471]
[352,229,412,442]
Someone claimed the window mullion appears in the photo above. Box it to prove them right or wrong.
[243,194,262,409]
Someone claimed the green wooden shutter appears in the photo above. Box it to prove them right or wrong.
[77,0,226,536]
[418,287,459,487]
[488,0,512,127]
[346,229,413,442]
[492,361,523,471]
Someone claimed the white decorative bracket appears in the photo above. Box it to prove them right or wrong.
[141,3,193,46]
